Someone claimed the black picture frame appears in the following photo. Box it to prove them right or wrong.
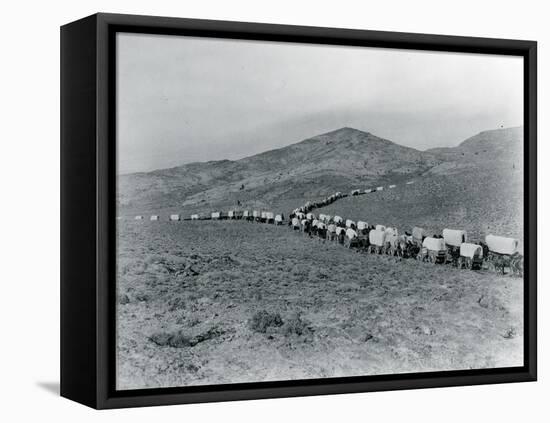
[60,12,537,409]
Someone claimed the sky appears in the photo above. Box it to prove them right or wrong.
[116,32,523,174]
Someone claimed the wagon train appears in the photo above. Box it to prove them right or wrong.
[131,186,522,277]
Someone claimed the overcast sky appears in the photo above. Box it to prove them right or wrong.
[116,32,523,174]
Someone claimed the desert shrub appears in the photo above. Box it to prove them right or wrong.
[150,331,194,348]
[283,312,313,336]
[168,297,186,311]
[135,293,151,302]
[118,294,130,305]
[149,326,224,348]
[249,310,283,333]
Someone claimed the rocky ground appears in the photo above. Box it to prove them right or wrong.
[116,220,523,390]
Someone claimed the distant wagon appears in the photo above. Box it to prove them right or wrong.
[368,229,386,254]
[333,215,343,224]
[275,214,283,225]
[376,186,384,191]
[486,234,519,255]
[169,214,180,221]
[351,189,361,196]
[134,215,143,220]
[345,219,356,229]
[150,215,159,221]
[412,226,426,246]
[327,224,337,241]
[211,212,221,220]
[485,234,522,275]
[357,221,368,231]
[375,224,386,232]
[406,180,415,185]
[421,237,447,264]
[306,212,315,220]
[243,210,253,221]
[344,228,359,248]
[265,212,275,224]
[228,210,243,219]
[385,227,398,237]
[190,214,200,220]
[459,243,484,269]
[335,227,347,244]
[442,228,467,247]
[389,184,396,189]
[291,217,301,230]
[252,210,261,221]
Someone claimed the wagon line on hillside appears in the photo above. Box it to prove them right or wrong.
[125,181,523,277]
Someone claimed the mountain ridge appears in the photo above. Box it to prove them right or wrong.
[117,126,522,215]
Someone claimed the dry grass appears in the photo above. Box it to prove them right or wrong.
[116,220,523,390]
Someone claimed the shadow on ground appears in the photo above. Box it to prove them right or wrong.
[36,381,59,396]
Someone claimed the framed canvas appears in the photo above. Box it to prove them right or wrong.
[60,13,537,409]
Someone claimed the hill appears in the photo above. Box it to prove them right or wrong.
[117,127,440,215]
[319,126,524,244]
[426,126,523,175]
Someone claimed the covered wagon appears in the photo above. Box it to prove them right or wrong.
[412,226,426,246]
[327,224,337,241]
[385,227,398,237]
[228,210,243,220]
[306,212,315,220]
[376,186,384,191]
[459,243,484,269]
[421,237,447,264]
[275,214,283,225]
[211,212,221,220]
[316,222,327,239]
[190,214,200,220]
[265,212,275,224]
[333,215,343,224]
[485,234,522,275]
[375,224,386,232]
[291,217,300,230]
[169,214,180,221]
[335,226,347,244]
[443,228,467,247]
[150,215,159,221]
[485,234,519,255]
[134,215,143,220]
[345,219,356,229]
[389,184,396,189]
[357,221,368,231]
[368,229,386,254]
[344,228,359,248]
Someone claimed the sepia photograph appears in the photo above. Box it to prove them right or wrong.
[115,32,525,391]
